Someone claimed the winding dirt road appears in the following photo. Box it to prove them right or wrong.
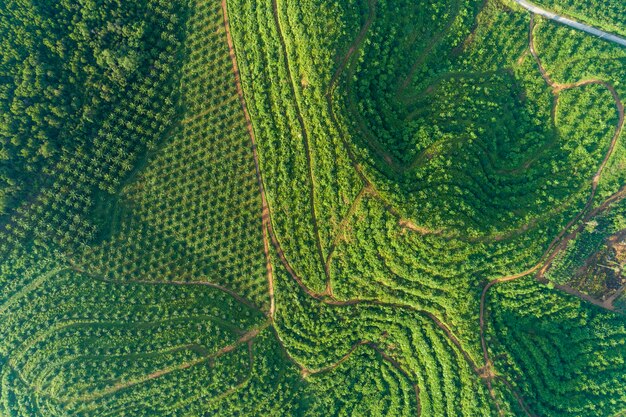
[221,2,424,410]
[222,1,626,416]
[270,0,331,290]
[478,15,626,416]
[527,15,625,280]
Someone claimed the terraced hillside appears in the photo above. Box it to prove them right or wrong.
[1,0,625,416]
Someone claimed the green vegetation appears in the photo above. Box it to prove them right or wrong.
[488,277,626,416]
[78,1,269,309]
[0,0,161,215]
[531,16,626,200]
[0,0,186,253]
[1,0,626,415]
[1,267,266,416]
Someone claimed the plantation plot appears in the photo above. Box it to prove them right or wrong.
[0,268,266,416]
[79,0,269,310]
[1,0,626,415]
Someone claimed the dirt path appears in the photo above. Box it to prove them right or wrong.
[479,262,543,416]
[528,15,625,278]
[324,184,372,294]
[270,0,330,288]
[204,344,254,405]
[221,0,275,319]
[322,0,438,236]
[605,283,626,309]
[552,282,625,313]
[325,19,545,245]
[541,185,626,287]
[69,321,269,403]
[266,209,492,413]
[273,330,421,413]
[71,4,621,414]
[321,4,504,411]
[496,376,538,417]
[538,184,626,311]
[3,270,267,406]
[397,0,463,96]
[480,16,623,411]
[72,257,264,314]
[222,2,613,416]
[477,17,626,416]
[326,0,378,99]
[218,7,423,410]
[479,264,541,371]
[300,340,368,377]
[335,0,406,173]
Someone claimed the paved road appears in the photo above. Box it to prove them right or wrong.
[513,0,626,47]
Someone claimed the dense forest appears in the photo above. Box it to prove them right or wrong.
[1,0,625,415]
[0,0,182,215]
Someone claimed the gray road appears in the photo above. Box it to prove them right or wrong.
[513,0,626,47]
